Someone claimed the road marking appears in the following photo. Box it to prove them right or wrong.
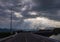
[24,34,28,42]
[0,32,17,42]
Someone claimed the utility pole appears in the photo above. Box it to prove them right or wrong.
[10,8,13,34]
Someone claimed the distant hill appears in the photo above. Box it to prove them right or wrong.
[0,28,15,32]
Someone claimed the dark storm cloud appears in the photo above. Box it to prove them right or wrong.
[0,0,25,12]
[0,0,23,19]
[0,0,60,30]
[29,0,60,21]
[0,0,60,20]
[17,0,60,21]
[32,0,60,11]
[0,0,23,28]
[36,10,60,21]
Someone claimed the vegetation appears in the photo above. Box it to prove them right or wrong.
[0,32,15,38]
[53,28,60,35]
[0,28,60,38]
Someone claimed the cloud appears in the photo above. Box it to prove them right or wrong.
[14,12,23,18]
[0,0,60,31]
[28,11,38,15]
[33,10,60,21]
[19,17,60,30]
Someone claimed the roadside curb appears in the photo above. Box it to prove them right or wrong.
[0,32,17,42]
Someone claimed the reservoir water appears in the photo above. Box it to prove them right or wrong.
[49,34,60,41]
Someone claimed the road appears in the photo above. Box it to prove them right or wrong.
[1,32,60,42]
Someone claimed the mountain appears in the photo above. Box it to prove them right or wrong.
[0,28,15,32]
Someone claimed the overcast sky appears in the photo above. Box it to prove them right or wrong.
[0,0,60,30]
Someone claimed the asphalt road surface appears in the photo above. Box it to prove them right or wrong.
[1,32,60,42]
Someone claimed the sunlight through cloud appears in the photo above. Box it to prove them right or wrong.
[14,12,23,18]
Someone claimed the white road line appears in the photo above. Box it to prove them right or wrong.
[0,32,17,42]
[24,34,28,42]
